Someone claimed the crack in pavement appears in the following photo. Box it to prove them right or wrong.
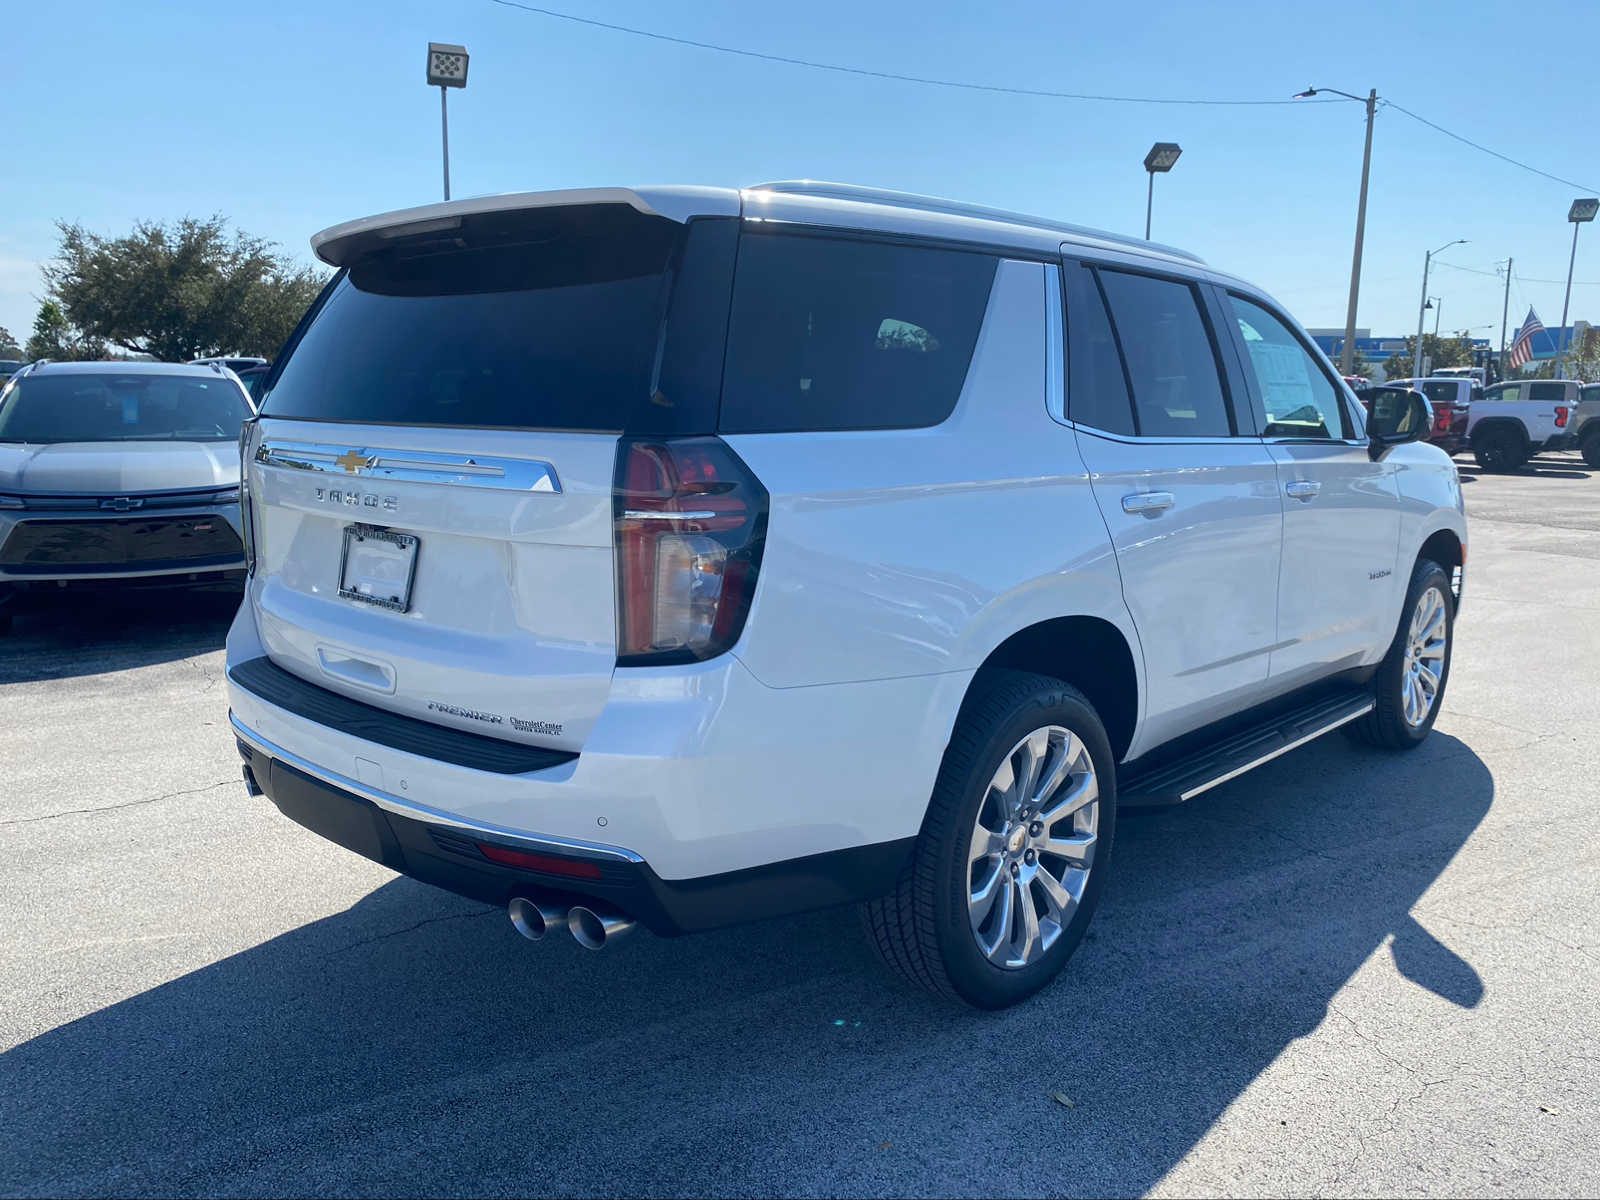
[1,779,237,826]
[325,907,499,958]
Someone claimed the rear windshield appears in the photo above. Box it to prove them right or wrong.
[263,211,998,435]
[1418,381,1459,408]
[262,205,721,433]
[0,373,251,443]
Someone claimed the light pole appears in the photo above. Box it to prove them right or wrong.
[1556,198,1598,378]
[1294,86,1377,377]
[1429,297,1442,337]
[426,42,469,201]
[1414,239,1466,378]
[1143,143,1181,241]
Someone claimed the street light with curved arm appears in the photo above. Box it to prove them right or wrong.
[1415,240,1467,377]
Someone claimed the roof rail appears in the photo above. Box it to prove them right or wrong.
[747,180,1204,265]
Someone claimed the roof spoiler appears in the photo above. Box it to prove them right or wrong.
[311,187,739,267]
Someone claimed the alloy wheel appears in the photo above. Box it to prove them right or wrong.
[1402,585,1448,727]
[967,725,1099,969]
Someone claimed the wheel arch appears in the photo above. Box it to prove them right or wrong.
[1470,416,1530,449]
[969,616,1140,762]
[1415,526,1464,611]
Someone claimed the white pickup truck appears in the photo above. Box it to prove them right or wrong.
[1467,379,1578,471]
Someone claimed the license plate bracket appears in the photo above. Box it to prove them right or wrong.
[338,524,419,612]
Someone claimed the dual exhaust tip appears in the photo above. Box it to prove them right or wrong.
[508,896,636,950]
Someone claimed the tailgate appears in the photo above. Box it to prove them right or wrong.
[247,420,617,753]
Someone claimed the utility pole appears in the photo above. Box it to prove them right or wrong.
[1291,86,1377,376]
[1498,258,1512,377]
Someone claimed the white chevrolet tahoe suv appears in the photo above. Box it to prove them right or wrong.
[227,183,1467,1009]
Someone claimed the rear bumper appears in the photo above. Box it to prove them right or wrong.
[226,596,968,885]
[233,720,912,936]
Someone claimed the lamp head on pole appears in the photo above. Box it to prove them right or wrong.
[1144,142,1182,173]
[1570,198,1599,224]
[427,42,469,88]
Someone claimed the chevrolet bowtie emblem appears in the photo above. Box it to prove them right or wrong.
[334,450,373,474]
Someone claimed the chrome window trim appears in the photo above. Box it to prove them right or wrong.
[1045,266,1066,425]
[255,440,561,494]
[230,713,644,864]
[1052,415,1266,447]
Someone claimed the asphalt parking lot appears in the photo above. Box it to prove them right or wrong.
[3,455,1598,1198]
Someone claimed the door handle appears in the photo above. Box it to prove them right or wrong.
[1121,491,1175,516]
[1285,480,1322,502]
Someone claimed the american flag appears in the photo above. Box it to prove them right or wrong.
[1507,307,1544,370]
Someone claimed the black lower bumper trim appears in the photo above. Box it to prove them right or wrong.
[236,735,913,936]
[229,656,577,776]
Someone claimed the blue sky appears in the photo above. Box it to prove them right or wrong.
[4,0,1597,353]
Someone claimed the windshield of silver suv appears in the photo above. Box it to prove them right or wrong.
[0,372,252,443]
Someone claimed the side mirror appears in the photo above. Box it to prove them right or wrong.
[1361,387,1432,459]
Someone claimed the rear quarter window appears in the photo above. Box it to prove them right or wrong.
[717,232,998,433]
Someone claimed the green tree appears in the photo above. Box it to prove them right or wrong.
[1378,332,1475,381]
[0,326,21,358]
[23,299,106,362]
[43,216,326,362]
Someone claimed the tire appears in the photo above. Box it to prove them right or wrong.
[1582,434,1600,469]
[860,669,1117,1009]
[1349,559,1454,750]
[1473,428,1525,472]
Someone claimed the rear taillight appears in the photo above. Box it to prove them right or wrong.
[614,436,768,666]
[238,418,257,575]
[1556,405,1570,427]
[1433,405,1452,433]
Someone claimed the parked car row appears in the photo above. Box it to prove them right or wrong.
[1357,375,1599,471]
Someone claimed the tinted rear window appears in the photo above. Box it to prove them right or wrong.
[1064,265,1135,436]
[1096,269,1233,438]
[718,233,997,433]
[262,206,729,433]
[1419,381,1459,408]
[1528,382,1570,403]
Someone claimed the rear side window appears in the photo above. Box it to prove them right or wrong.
[1063,265,1135,436]
[263,205,726,433]
[718,233,997,433]
[1096,269,1232,438]
[1528,382,1569,403]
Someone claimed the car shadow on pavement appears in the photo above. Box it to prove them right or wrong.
[0,587,237,683]
[0,733,1492,1197]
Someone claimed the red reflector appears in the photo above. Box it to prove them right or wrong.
[477,843,604,879]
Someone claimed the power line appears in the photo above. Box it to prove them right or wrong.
[486,2,1599,194]
[1434,261,1600,286]
[1381,101,1599,194]
[485,0,1340,105]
